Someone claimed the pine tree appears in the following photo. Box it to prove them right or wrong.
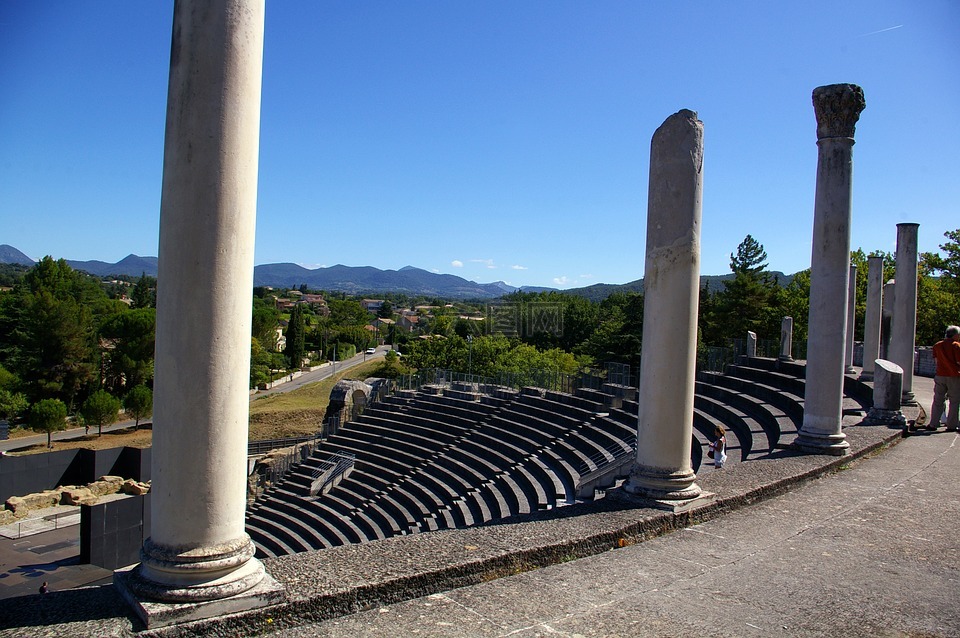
[286,303,306,368]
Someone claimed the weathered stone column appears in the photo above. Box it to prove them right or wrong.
[859,256,884,381]
[780,316,794,361]
[844,264,858,374]
[624,110,703,503]
[746,331,758,358]
[795,84,865,456]
[890,223,920,404]
[116,0,282,625]
[880,279,895,359]
[863,359,906,427]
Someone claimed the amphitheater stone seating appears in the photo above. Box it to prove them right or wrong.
[246,358,858,557]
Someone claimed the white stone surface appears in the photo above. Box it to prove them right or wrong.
[844,264,857,374]
[860,256,884,380]
[129,0,270,602]
[780,316,794,361]
[890,223,920,403]
[626,109,703,500]
[797,83,865,455]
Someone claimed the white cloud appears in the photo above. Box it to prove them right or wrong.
[511,264,528,270]
[470,258,496,269]
[451,260,463,268]
[298,263,328,269]
[579,274,593,279]
[431,268,441,273]
[553,276,570,286]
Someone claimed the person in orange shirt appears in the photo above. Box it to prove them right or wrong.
[928,325,960,432]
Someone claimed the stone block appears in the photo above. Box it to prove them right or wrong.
[121,479,151,496]
[61,486,97,506]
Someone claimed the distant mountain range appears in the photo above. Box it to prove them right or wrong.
[0,244,793,301]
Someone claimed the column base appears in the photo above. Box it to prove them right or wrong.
[901,391,917,406]
[779,355,794,362]
[114,563,286,629]
[862,407,906,427]
[624,465,701,501]
[858,371,874,382]
[792,429,850,456]
[610,486,715,512]
[844,366,856,374]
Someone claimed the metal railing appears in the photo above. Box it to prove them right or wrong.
[397,362,636,396]
[248,435,319,456]
[310,451,355,496]
[0,508,80,540]
[252,436,323,500]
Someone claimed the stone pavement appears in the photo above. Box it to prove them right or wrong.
[0,522,111,602]
[1,374,956,637]
[292,410,958,637]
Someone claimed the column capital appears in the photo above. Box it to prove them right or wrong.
[813,83,865,140]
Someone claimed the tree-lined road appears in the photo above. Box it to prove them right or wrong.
[0,347,384,453]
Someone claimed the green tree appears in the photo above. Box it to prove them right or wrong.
[286,304,306,368]
[251,296,280,347]
[31,398,67,448]
[99,308,156,393]
[0,257,112,407]
[730,233,768,276]
[709,235,780,344]
[123,385,153,429]
[81,389,121,437]
[377,300,394,319]
[131,272,156,309]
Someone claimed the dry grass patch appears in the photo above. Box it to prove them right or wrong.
[5,360,388,455]
[7,426,153,455]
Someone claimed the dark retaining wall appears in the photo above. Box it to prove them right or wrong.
[80,493,150,570]
[0,446,150,503]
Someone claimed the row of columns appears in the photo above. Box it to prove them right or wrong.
[116,1,920,624]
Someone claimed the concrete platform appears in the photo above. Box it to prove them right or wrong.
[1,374,953,637]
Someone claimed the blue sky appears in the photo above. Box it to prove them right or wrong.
[1,1,958,289]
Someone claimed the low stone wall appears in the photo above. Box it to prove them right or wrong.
[0,475,151,526]
[257,369,305,391]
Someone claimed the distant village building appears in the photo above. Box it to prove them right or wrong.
[361,299,385,313]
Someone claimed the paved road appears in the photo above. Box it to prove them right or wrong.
[0,347,385,453]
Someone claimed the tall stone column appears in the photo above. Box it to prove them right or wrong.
[880,279,895,359]
[780,316,794,361]
[844,264,858,374]
[624,110,703,503]
[859,256,884,381]
[116,0,282,626]
[890,223,920,404]
[795,84,865,456]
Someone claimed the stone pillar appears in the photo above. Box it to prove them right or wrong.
[890,223,920,404]
[795,84,865,456]
[880,279,895,359]
[844,264,858,374]
[624,110,704,503]
[863,359,906,427]
[746,331,757,358]
[780,316,794,361]
[115,0,283,626]
[859,256,884,381]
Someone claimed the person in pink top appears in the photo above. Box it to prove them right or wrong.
[927,325,960,432]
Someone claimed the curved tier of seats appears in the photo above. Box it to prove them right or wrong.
[247,357,868,557]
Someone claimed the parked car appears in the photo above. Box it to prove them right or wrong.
[365,348,376,355]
